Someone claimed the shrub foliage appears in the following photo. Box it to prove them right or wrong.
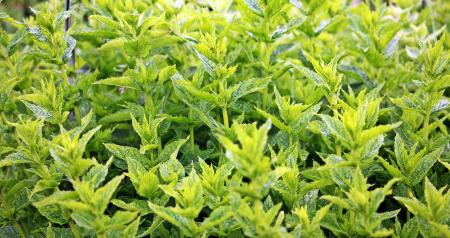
[0,0,449,237]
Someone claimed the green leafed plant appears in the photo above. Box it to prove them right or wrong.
[0,0,449,237]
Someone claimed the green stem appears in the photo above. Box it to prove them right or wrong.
[158,138,163,153]
[61,64,70,84]
[332,106,342,156]
[218,77,229,128]
[189,109,195,150]
[13,220,26,238]
[336,145,342,157]
[190,127,195,150]
[222,107,229,128]
[150,151,155,161]
[74,106,81,126]
[423,112,430,141]
[70,221,82,238]
[262,42,272,110]
[426,0,436,32]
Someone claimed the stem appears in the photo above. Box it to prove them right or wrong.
[189,109,195,150]
[61,64,70,84]
[13,220,26,238]
[332,106,342,156]
[218,77,229,128]
[65,0,75,83]
[262,42,272,110]
[423,112,430,141]
[158,138,163,153]
[426,0,436,32]
[74,106,81,125]
[70,221,82,238]
[336,145,342,157]
[222,107,229,128]
[190,127,195,149]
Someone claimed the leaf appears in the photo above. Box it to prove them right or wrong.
[63,35,76,63]
[159,158,185,183]
[94,76,139,90]
[231,77,271,103]
[137,170,160,199]
[0,152,29,168]
[187,43,217,77]
[92,174,124,212]
[199,206,233,232]
[124,217,140,237]
[55,11,70,28]
[339,65,374,88]
[244,0,264,16]
[7,27,27,56]
[318,115,350,145]
[71,211,96,229]
[312,204,332,224]
[148,203,197,235]
[104,143,151,169]
[173,79,220,105]
[401,218,419,238]
[294,65,328,88]
[431,99,449,113]
[272,17,306,40]
[378,157,404,179]
[255,107,291,133]
[321,195,351,210]
[111,211,138,225]
[292,103,322,133]
[83,157,112,189]
[90,15,122,31]
[359,122,402,145]
[99,37,126,51]
[157,137,189,163]
[384,32,401,58]
[22,101,52,121]
[407,148,441,186]
[27,26,47,42]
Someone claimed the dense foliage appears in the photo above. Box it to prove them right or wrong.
[1,0,449,237]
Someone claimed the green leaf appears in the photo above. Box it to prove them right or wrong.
[94,76,139,90]
[255,107,291,133]
[111,211,138,225]
[157,137,189,163]
[407,148,442,186]
[124,217,140,237]
[187,43,217,77]
[231,77,271,103]
[22,101,52,121]
[0,152,29,168]
[104,143,151,169]
[148,203,197,235]
[7,27,27,56]
[199,206,233,231]
[318,114,350,145]
[90,15,122,31]
[71,211,96,229]
[244,0,264,16]
[159,158,185,183]
[359,122,402,145]
[293,64,328,88]
[63,35,76,63]
[92,174,124,212]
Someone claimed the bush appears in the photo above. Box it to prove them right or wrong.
[0,0,449,237]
